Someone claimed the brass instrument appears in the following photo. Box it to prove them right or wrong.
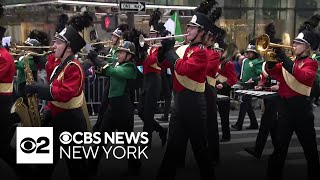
[10,52,48,127]
[90,40,113,46]
[150,42,185,48]
[10,43,53,56]
[12,43,53,50]
[11,50,52,57]
[256,34,295,62]
[139,34,188,47]
[78,52,112,59]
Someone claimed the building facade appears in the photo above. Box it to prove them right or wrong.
[1,0,320,50]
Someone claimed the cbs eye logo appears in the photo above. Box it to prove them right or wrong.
[59,131,72,144]
[20,137,50,154]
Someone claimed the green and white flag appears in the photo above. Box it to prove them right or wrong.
[164,12,183,42]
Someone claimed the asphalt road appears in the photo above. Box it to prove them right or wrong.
[1,106,320,180]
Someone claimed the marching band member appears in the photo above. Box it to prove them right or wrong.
[204,18,221,166]
[138,10,168,149]
[0,24,16,159]
[215,41,238,142]
[244,23,281,158]
[15,30,49,102]
[25,14,92,179]
[87,40,142,176]
[156,59,172,122]
[232,44,263,130]
[92,24,129,132]
[244,61,280,159]
[157,13,215,180]
[266,15,320,180]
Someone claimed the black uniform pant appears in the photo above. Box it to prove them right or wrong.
[160,70,172,119]
[217,87,231,139]
[235,94,258,128]
[138,73,164,144]
[254,95,279,155]
[90,95,140,171]
[36,108,89,180]
[92,79,110,132]
[0,95,12,157]
[157,90,215,180]
[204,84,219,163]
[267,96,320,180]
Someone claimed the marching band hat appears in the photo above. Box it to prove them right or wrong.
[187,13,210,30]
[25,30,49,46]
[112,28,123,38]
[54,26,86,54]
[117,41,136,56]
[149,25,158,34]
[208,23,219,36]
[149,23,166,34]
[246,44,257,53]
[293,30,320,51]
[214,42,224,51]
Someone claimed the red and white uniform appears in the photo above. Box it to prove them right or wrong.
[266,57,317,98]
[217,60,238,87]
[45,54,85,117]
[173,43,208,92]
[0,47,15,96]
[143,47,161,75]
[206,47,220,86]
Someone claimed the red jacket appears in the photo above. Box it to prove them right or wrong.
[45,54,85,117]
[173,43,208,92]
[217,60,238,87]
[0,48,16,96]
[160,59,171,70]
[206,48,220,79]
[266,57,317,98]
[143,47,161,75]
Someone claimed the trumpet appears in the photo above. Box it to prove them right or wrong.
[256,34,295,62]
[150,42,185,48]
[90,40,113,46]
[139,34,188,47]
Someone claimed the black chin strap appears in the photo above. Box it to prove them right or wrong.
[60,42,69,59]
[190,28,204,44]
[124,53,128,62]
[296,47,311,59]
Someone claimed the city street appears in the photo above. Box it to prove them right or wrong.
[1,107,320,180]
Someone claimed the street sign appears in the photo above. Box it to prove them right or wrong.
[119,1,146,13]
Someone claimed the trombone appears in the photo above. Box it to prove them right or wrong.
[256,34,295,62]
[23,51,53,57]
[78,52,112,59]
[12,43,53,49]
[139,34,188,47]
[10,48,52,57]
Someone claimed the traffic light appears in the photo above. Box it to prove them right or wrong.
[101,15,118,32]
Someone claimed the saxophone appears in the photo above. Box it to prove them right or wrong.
[11,53,42,127]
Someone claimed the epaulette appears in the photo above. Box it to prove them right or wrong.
[198,44,205,50]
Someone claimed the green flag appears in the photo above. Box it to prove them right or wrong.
[164,12,183,42]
